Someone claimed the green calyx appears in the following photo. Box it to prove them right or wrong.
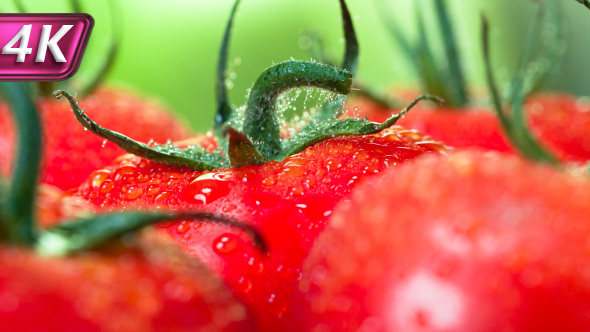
[226,127,269,167]
[575,0,590,10]
[282,94,444,156]
[56,0,442,169]
[54,90,229,170]
[242,60,352,159]
[0,82,264,256]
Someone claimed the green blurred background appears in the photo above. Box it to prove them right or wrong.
[7,0,590,131]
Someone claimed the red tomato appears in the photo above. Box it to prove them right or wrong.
[289,151,590,332]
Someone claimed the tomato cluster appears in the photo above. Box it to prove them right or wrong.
[1,0,590,331]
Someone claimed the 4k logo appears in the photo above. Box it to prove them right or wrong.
[0,14,93,81]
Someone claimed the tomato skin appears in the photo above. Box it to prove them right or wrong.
[288,151,590,332]
[0,88,192,190]
[68,126,447,331]
[0,233,256,332]
[351,93,590,163]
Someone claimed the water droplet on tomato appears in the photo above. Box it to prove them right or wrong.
[137,173,149,182]
[382,132,402,142]
[236,167,258,182]
[99,180,115,193]
[323,159,342,171]
[291,185,304,196]
[267,293,288,316]
[90,170,111,188]
[138,160,149,168]
[155,191,172,203]
[236,277,253,294]
[182,172,231,205]
[146,185,160,195]
[262,177,276,186]
[346,176,358,187]
[163,173,182,186]
[416,141,447,152]
[246,256,265,274]
[398,129,424,140]
[355,151,370,160]
[222,203,237,213]
[366,163,380,174]
[124,186,143,200]
[176,220,191,234]
[304,177,317,189]
[114,165,137,183]
[328,147,339,155]
[213,233,240,255]
[148,177,161,185]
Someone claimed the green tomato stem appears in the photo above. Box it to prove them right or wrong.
[575,0,590,10]
[243,60,352,160]
[37,211,267,256]
[481,15,559,166]
[215,0,241,129]
[0,82,42,246]
[339,0,358,76]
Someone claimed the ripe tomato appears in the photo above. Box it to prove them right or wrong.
[289,151,590,332]
[68,125,448,331]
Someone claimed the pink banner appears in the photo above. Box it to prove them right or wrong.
[0,14,93,81]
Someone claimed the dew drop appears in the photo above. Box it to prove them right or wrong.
[124,186,143,200]
[291,185,304,196]
[213,233,240,255]
[304,177,317,189]
[176,220,191,234]
[347,176,358,186]
[262,177,276,186]
[138,160,149,168]
[163,173,182,186]
[354,151,370,160]
[246,256,265,274]
[416,141,448,152]
[323,159,342,171]
[146,185,160,196]
[182,173,231,205]
[222,203,237,213]
[99,180,115,193]
[137,173,150,183]
[236,167,258,183]
[281,165,307,177]
[90,170,111,188]
[114,165,137,183]
[398,130,424,140]
[155,191,172,203]
[267,293,288,316]
[236,277,252,294]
